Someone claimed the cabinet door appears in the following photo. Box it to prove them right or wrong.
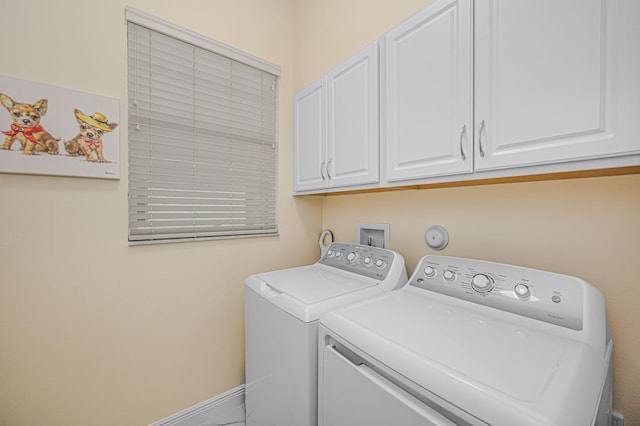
[293,78,328,192]
[327,41,379,187]
[474,0,640,171]
[385,0,473,182]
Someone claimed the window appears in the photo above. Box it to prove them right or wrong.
[126,8,279,244]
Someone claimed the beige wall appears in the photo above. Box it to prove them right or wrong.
[0,0,323,425]
[293,0,640,423]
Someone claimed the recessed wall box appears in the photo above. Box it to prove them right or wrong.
[357,223,390,248]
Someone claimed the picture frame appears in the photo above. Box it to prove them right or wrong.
[0,74,120,179]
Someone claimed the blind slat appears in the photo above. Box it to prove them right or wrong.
[128,20,278,243]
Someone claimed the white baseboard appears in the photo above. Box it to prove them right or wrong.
[149,384,245,426]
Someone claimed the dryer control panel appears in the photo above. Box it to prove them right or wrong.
[320,243,396,281]
[409,255,586,331]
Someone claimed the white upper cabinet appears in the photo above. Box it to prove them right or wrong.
[474,0,640,171]
[293,0,639,194]
[293,79,327,192]
[328,42,379,187]
[384,0,473,182]
[293,42,379,193]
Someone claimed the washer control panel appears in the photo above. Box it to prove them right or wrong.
[320,243,395,280]
[409,255,584,330]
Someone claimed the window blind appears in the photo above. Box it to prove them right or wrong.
[127,17,278,244]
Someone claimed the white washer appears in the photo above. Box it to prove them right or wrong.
[318,255,613,426]
[245,242,407,426]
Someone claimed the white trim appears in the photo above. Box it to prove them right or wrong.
[125,7,280,77]
[149,384,245,426]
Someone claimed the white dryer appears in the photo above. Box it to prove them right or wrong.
[245,242,407,426]
[318,255,613,426]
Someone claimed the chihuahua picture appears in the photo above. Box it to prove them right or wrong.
[0,93,59,155]
[65,108,117,163]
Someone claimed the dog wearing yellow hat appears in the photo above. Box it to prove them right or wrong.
[65,108,117,162]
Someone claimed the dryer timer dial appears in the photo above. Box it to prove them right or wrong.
[471,274,494,293]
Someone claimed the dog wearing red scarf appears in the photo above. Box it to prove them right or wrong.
[0,93,59,155]
[64,108,117,162]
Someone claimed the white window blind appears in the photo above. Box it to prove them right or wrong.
[127,13,279,244]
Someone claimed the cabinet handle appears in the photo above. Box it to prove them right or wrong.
[478,120,486,158]
[320,160,326,180]
[459,125,467,161]
[327,159,333,180]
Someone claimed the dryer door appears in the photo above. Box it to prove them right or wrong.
[319,344,456,426]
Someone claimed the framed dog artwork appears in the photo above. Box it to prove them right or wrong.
[0,74,119,179]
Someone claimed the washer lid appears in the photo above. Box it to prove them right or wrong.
[257,265,377,304]
[247,265,382,322]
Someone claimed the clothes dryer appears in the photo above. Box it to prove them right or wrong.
[245,242,406,426]
[318,255,613,426]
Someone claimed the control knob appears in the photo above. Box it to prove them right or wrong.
[514,284,531,300]
[424,266,436,278]
[346,252,358,263]
[471,273,494,293]
[375,259,387,269]
[443,270,456,281]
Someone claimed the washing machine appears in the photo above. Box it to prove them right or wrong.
[244,242,407,426]
[318,255,613,426]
